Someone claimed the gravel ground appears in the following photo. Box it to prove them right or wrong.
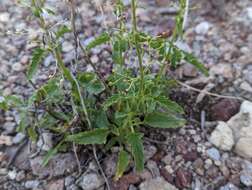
[1,0,252,190]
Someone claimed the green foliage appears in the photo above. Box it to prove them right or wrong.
[115,150,130,180]
[144,112,185,129]
[86,32,110,51]
[127,133,144,172]
[27,47,46,80]
[5,0,210,180]
[65,128,110,145]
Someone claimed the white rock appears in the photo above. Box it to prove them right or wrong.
[235,138,252,159]
[210,122,234,151]
[240,82,252,93]
[139,177,178,190]
[195,21,211,35]
[247,7,252,20]
[240,101,252,115]
[0,13,10,22]
[8,170,17,180]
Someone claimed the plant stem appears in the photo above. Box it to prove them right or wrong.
[131,0,144,95]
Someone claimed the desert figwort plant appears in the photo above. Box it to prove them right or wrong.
[0,0,208,181]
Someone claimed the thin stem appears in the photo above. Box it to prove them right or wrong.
[131,0,144,95]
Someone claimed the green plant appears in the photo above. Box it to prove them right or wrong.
[1,0,207,181]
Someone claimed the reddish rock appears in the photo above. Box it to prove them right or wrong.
[160,168,174,184]
[183,151,198,162]
[175,168,192,188]
[206,165,219,179]
[151,150,165,162]
[46,179,64,190]
[111,173,141,190]
[210,99,240,121]
[175,139,188,154]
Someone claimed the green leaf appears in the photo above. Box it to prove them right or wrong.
[115,150,129,180]
[154,96,184,114]
[27,127,38,142]
[78,72,105,94]
[86,33,110,50]
[65,128,110,145]
[183,51,209,76]
[144,112,185,129]
[103,94,122,110]
[27,48,46,80]
[42,140,64,167]
[127,133,144,172]
[0,96,7,110]
[93,110,109,128]
[56,25,71,39]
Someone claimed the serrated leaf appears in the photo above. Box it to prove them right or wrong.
[183,51,209,76]
[42,140,64,167]
[56,25,71,39]
[27,48,46,80]
[144,112,185,129]
[127,133,144,172]
[154,96,184,114]
[86,33,110,50]
[65,128,110,145]
[115,150,129,180]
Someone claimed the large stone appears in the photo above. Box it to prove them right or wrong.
[139,177,178,190]
[30,153,77,178]
[227,101,252,141]
[210,122,234,151]
[235,138,252,159]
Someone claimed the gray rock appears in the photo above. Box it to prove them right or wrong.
[2,122,16,134]
[67,184,81,190]
[207,148,221,161]
[139,177,178,190]
[146,160,160,177]
[195,21,211,35]
[240,162,252,187]
[12,62,24,72]
[77,173,105,190]
[37,133,53,151]
[24,180,40,189]
[30,153,77,178]
[12,133,26,144]
[210,122,234,151]
[144,145,157,161]
[219,183,239,190]
[65,176,75,187]
[104,154,117,178]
